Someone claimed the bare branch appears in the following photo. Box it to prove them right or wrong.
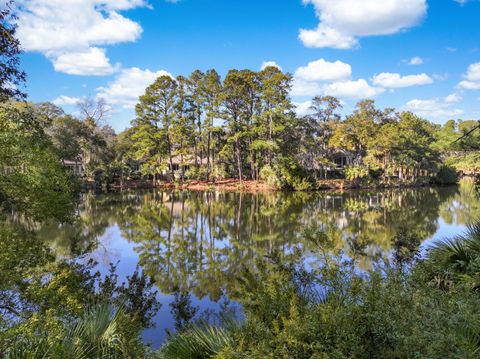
[452,120,480,144]
[77,97,109,125]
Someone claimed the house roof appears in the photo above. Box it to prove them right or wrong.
[170,155,208,165]
[63,160,82,166]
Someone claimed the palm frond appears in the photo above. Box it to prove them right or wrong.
[159,322,237,359]
[4,337,53,359]
[65,303,125,359]
[431,238,471,272]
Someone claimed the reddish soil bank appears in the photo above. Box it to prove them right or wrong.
[110,177,434,192]
[158,179,275,193]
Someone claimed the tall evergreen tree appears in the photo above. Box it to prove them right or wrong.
[201,69,222,179]
[221,70,260,181]
[255,66,294,171]
[134,75,178,180]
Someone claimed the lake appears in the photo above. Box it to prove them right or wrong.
[36,179,480,348]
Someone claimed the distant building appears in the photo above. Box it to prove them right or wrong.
[162,155,209,178]
[63,159,84,176]
[330,150,357,170]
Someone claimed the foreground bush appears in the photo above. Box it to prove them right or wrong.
[159,323,236,359]
[5,304,150,359]
[158,223,480,359]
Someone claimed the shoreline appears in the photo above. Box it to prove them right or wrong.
[106,177,467,193]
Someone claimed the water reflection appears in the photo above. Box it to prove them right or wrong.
[37,180,478,303]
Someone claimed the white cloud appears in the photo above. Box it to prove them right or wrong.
[372,72,433,88]
[291,78,323,97]
[458,62,480,90]
[323,79,384,99]
[294,58,351,82]
[408,56,424,65]
[445,93,462,103]
[291,58,381,99]
[17,0,146,75]
[261,61,282,71]
[52,95,81,106]
[96,67,173,109]
[299,24,357,49]
[459,81,480,90]
[405,98,464,119]
[53,47,119,76]
[464,62,480,81]
[101,0,149,10]
[294,100,313,116]
[299,0,427,49]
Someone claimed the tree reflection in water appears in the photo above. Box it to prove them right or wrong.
[37,180,480,305]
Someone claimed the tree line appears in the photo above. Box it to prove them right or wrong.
[125,68,443,187]
[3,70,480,191]
[1,0,479,194]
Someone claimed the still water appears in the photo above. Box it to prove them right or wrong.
[37,179,480,348]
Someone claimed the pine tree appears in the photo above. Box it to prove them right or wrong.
[135,75,178,181]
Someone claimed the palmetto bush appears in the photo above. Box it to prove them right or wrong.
[428,221,480,289]
[158,323,237,359]
[4,304,148,359]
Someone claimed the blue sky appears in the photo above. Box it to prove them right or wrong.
[15,0,480,131]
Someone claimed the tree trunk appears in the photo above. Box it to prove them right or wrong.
[206,130,212,181]
[235,138,243,182]
[268,112,273,166]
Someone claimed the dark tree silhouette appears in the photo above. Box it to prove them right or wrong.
[0,0,26,102]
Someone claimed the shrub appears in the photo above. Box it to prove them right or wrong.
[434,165,459,185]
[272,157,315,191]
[185,165,209,180]
[445,152,480,173]
[4,304,148,359]
[172,257,479,359]
[259,165,281,189]
[159,324,236,359]
[344,165,370,181]
[212,164,228,181]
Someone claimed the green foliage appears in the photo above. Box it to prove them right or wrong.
[434,165,460,185]
[272,157,315,191]
[445,152,480,174]
[162,255,480,359]
[211,164,228,181]
[159,322,237,359]
[185,165,209,180]
[434,120,480,175]
[259,165,281,189]
[260,159,314,190]
[0,221,160,358]
[0,105,76,221]
[0,1,26,102]
[344,165,370,181]
[156,215,480,359]
[5,304,149,359]
[427,221,480,289]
